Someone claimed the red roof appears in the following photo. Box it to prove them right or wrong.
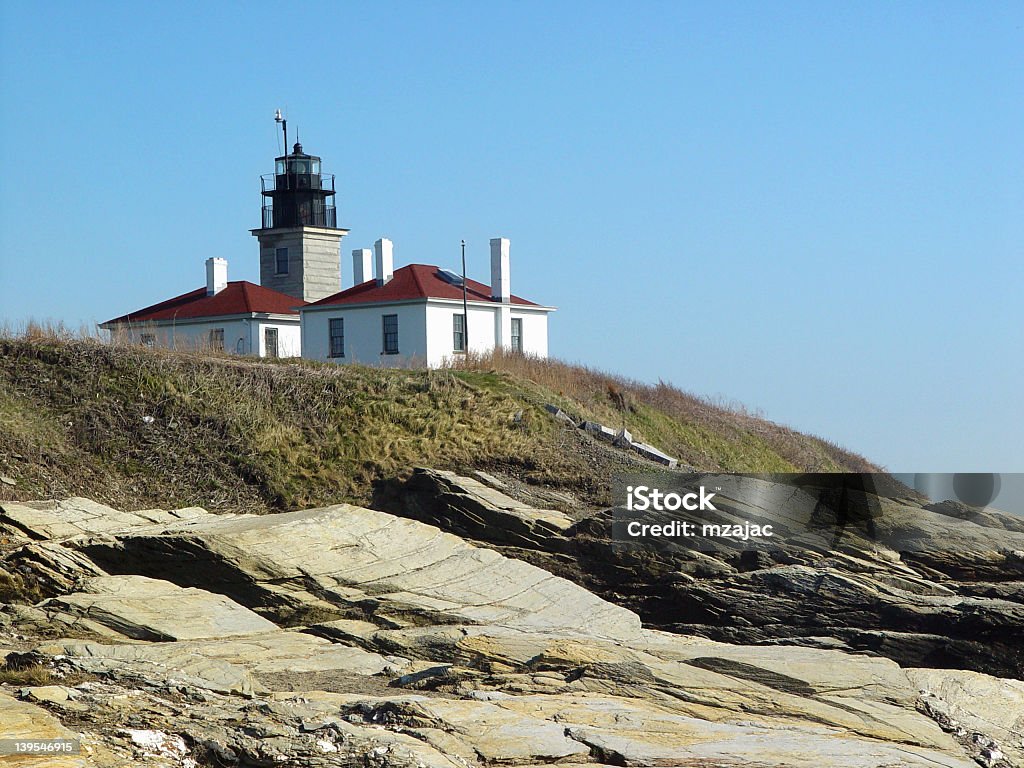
[102,281,305,326]
[304,264,540,308]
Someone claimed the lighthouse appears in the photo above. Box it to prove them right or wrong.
[251,116,349,302]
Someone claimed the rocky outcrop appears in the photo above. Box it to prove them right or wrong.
[28,629,414,696]
[909,668,1024,767]
[389,468,575,550]
[74,503,640,642]
[41,575,280,641]
[387,468,1024,679]
[0,691,88,767]
[1,492,1020,767]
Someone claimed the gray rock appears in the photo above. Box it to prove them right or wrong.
[77,502,639,642]
[389,467,574,550]
[41,575,280,641]
[628,439,678,467]
[580,420,616,442]
[543,403,577,426]
[377,469,1024,678]
[0,497,214,541]
[0,691,88,767]
[909,667,1024,767]
[37,629,409,696]
[6,492,1021,768]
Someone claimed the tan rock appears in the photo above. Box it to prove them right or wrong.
[42,575,279,641]
[909,667,1024,766]
[0,497,209,541]
[81,504,642,641]
[0,691,87,767]
[19,685,73,704]
[38,630,410,695]
[497,693,978,768]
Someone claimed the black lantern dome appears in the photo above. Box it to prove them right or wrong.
[260,142,337,229]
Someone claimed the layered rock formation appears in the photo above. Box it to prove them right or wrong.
[384,468,1024,680]
[1,489,1021,767]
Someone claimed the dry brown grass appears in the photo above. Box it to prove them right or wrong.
[0,331,878,513]
[0,661,96,687]
[445,350,878,473]
[0,568,45,604]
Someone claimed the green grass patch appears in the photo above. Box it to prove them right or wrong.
[0,336,878,513]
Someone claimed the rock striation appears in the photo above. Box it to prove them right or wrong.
[0,487,1020,767]
[388,468,1024,680]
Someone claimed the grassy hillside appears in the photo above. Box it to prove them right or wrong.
[0,333,878,513]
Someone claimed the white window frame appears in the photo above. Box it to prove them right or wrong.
[510,318,523,353]
[452,313,466,353]
[264,327,279,358]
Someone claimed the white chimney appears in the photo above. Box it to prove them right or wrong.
[352,248,373,286]
[489,237,510,303]
[206,257,228,296]
[374,237,394,284]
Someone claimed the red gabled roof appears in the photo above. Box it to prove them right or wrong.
[102,281,305,326]
[304,264,540,308]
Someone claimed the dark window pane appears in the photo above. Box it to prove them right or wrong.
[453,313,465,352]
[329,317,345,358]
[382,314,399,354]
[209,328,224,351]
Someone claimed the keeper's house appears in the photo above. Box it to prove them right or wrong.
[300,237,554,368]
[99,258,304,357]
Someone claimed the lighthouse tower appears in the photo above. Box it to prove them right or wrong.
[251,124,348,302]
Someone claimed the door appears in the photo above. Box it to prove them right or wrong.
[264,327,279,359]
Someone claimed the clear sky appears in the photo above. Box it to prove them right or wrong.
[1,2,1021,471]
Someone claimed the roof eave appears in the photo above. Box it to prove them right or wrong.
[101,311,301,327]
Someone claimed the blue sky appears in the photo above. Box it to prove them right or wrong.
[1,2,1021,471]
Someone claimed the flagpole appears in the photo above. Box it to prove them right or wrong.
[461,239,469,354]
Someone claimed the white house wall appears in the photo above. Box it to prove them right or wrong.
[302,303,429,367]
[110,318,300,358]
[424,302,506,367]
[254,320,301,358]
[301,300,550,368]
[512,308,549,358]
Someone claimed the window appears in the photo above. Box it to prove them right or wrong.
[452,313,466,352]
[511,318,523,353]
[265,327,279,358]
[382,314,399,354]
[209,328,224,351]
[140,334,155,348]
[275,247,289,275]
[329,318,345,358]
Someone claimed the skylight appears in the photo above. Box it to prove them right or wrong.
[437,269,464,286]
